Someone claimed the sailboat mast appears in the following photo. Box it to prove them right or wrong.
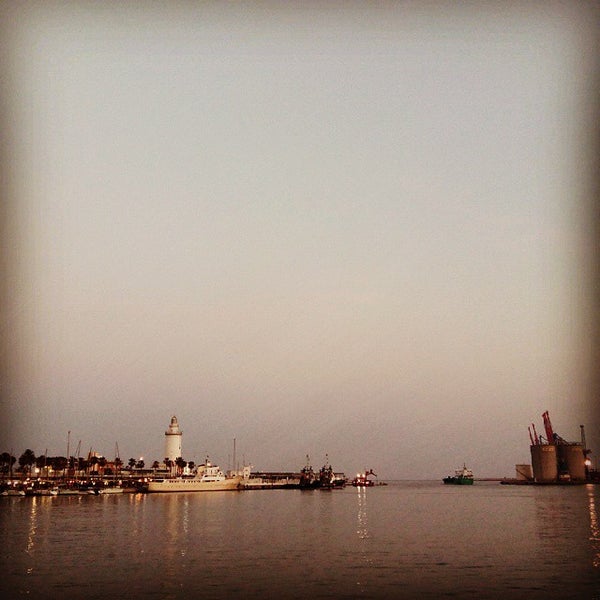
[233,438,236,474]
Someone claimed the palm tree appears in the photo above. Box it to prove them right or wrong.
[19,449,36,477]
[78,457,88,474]
[164,458,173,474]
[89,455,99,477]
[128,458,137,470]
[0,452,15,478]
[175,457,187,476]
[35,454,47,478]
[53,456,68,478]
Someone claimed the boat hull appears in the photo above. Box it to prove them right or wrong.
[443,477,473,485]
[146,476,242,493]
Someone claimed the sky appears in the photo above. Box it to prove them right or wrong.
[1,1,598,479]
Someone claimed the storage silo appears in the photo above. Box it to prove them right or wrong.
[557,444,586,481]
[530,445,557,482]
[515,464,533,481]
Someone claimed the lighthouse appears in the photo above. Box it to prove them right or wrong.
[164,415,183,462]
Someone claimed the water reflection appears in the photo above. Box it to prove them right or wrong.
[356,486,369,539]
[355,485,374,594]
[26,497,38,556]
[587,485,600,568]
[163,494,191,564]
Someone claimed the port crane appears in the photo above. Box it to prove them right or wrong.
[542,410,555,444]
[529,411,562,445]
[528,422,540,445]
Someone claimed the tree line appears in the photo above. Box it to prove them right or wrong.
[1,450,196,477]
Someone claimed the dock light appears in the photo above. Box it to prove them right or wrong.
[585,459,592,467]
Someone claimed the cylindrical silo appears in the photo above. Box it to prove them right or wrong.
[515,464,533,481]
[530,445,557,483]
[557,444,586,481]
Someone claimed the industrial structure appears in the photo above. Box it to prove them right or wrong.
[527,411,591,484]
[164,416,183,463]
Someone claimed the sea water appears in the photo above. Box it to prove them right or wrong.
[1,481,599,599]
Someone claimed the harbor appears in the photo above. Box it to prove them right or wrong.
[2,411,598,497]
[0,417,350,495]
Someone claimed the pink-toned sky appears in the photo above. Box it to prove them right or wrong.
[1,2,598,478]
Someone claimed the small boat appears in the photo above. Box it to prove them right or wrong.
[57,486,83,495]
[351,469,376,487]
[443,464,474,485]
[98,486,124,494]
[146,459,241,493]
[1,488,26,496]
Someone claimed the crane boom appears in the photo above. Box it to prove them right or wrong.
[542,411,555,444]
[531,423,540,445]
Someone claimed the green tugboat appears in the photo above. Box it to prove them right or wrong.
[443,464,474,485]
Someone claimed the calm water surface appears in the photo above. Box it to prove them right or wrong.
[1,481,599,599]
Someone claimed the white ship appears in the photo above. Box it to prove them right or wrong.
[146,460,242,493]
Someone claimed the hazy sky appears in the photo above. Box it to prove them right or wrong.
[1,2,598,479]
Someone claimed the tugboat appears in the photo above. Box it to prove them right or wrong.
[299,455,319,489]
[443,464,474,485]
[318,457,334,489]
[351,469,376,487]
[317,455,345,489]
[300,455,346,489]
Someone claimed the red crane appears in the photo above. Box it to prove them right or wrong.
[531,423,540,445]
[542,411,555,444]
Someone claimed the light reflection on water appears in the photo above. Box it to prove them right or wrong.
[0,483,599,599]
[356,486,369,539]
[355,486,373,596]
[588,485,600,568]
[26,496,37,556]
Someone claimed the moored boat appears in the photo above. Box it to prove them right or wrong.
[98,486,124,494]
[1,488,26,496]
[352,469,376,487]
[443,464,474,485]
[299,456,319,489]
[57,486,84,495]
[146,460,241,493]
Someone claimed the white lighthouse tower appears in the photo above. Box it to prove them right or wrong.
[164,415,183,462]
